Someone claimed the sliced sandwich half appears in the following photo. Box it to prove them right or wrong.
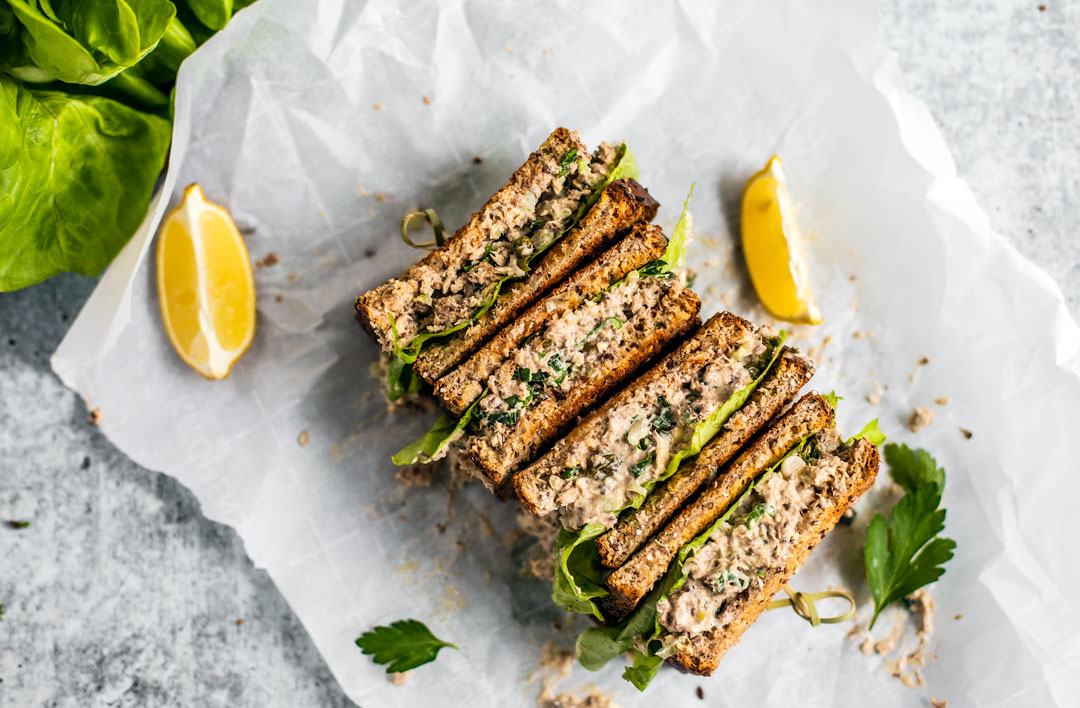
[355,128,646,396]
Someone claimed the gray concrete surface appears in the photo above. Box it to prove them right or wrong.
[1,2,1077,706]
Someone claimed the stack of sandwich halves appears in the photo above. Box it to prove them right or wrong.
[355,128,882,688]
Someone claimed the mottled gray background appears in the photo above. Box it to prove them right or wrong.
[1,2,1077,706]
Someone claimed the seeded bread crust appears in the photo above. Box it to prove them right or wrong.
[595,348,814,569]
[601,393,834,617]
[670,438,880,675]
[411,178,659,384]
[467,276,702,490]
[513,312,757,518]
[434,224,669,416]
[355,127,585,345]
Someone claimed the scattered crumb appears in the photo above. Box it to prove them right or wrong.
[541,689,620,708]
[505,45,514,53]
[696,686,705,700]
[473,156,483,164]
[298,429,309,446]
[88,407,102,425]
[852,330,865,339]
[6,520,31,529]
[396,463,440,487]
[1038,4,1046,10]
[373,103,385,110]
[934,397,950,405]
[255,252,279,268]
[849,274,857,281]
[235,619,244,626]
[375,192,388,203]
[286,272,296,281]
[390,671,412,686]
[908,372,916,383]
[931,700,948,708]
[954,613,963,621]
[357,184,370,196]
[543,48,553,55]
[422,95,432,105]
[867,393,882,405]
[908,406,935,433]
[539,642,575,678]
[960,428,973,439]
[274,294,284,303]
[918,355,930,366]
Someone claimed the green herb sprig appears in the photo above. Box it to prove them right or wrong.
[355,619,457,674]
[864,443,956,629]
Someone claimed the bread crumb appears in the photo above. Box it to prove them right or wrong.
[954,613,963,620]
[422,95,432,105]
[375,192,388,203]
[918,355,930,366]
[255,252,279,268]
[908,406,935,433]
[849,274,857,281]
[505,45,514,53]
[867,393,882,405]
[541,689,620,708]
[960,428,973,439]
[539,641,575,678]
[696,686,705,699]
[853,330,864,339]
[931,700,948,708]
[235,619,243,626]
[274,294,284,303]
[286,272,296,281]
[473,156,483,164]
[390,671,412,685]
[298,429,309,446]
[88,407,102,425]
[373,102,385,110]
[934,397,950,405]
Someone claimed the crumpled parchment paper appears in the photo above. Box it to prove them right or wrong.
[52,0,1080,706]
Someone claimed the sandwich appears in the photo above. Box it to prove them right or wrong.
[514,308,787,620]
[594,348,814,570]
[393,200,701,490]
[575,396,883,688]
[355,128,645,398]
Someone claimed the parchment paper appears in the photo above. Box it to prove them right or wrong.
[52,0,1080,705]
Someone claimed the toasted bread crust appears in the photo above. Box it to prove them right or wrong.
[513,312,757,518]
[602,393,834,617]
[355,127,584,343]
[434,224,669,416]
[595,349,814,569]
[467,280,702,489]
[410,178,659,384]
[670,438,880,675]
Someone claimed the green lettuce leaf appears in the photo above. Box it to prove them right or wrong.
[848,418,885,446]
[391,394,483,466]
[0,77,172,291]
[623,649,664,691]
[186,0,234,31]
[552,524,608,621]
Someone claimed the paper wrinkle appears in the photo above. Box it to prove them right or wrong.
[51,0,1080,706]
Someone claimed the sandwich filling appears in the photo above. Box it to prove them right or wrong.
[470,271,688,445]
[378,143,622,350]
[540,326,778,530]
[656,429,850,644]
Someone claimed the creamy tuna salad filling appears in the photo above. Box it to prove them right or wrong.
[656,429,850,644]
[384,143,621,349]
[470,272,686,444]
[543,327,776,530]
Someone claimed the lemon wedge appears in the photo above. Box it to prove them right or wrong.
[157,183,256,379]
[740,156,823,324]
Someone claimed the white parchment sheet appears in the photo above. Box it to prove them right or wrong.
[53,0,1080,705]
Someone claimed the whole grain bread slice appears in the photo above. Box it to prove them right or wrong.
[514,312,758,518]
[601,392,834,617]
[435,223,669,416]
[411,178,659,384]
[595,348,814,569]
[669,438,880,675]
[466,271,701,489]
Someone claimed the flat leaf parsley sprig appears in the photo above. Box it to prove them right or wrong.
[864,444,957,629]
[355,619,457,673]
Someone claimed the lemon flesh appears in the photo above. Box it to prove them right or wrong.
[740,156,823,325]
[157,183,256,379]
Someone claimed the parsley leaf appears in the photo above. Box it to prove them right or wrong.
[864,444,956,629]
[6,520,31,529]
[355,619,456,673]
[558,148,578,177]
[649,396,674,433]
[628,453,655,478]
